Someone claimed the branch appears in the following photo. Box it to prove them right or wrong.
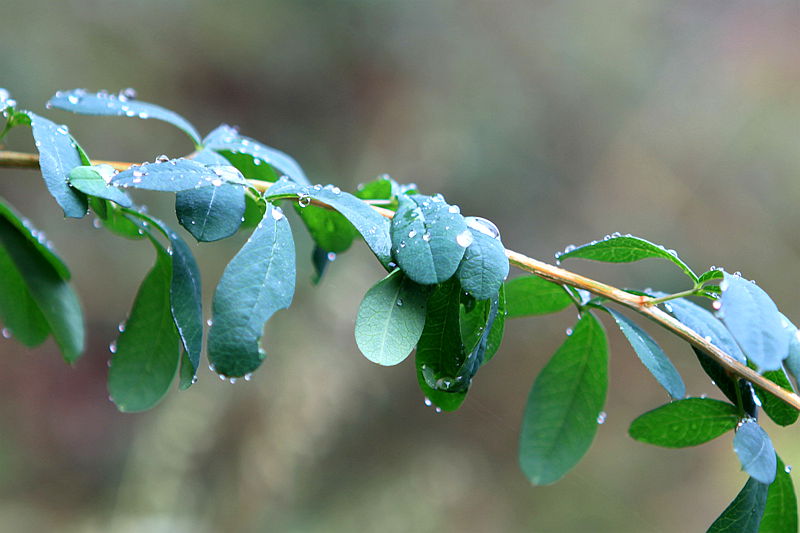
[2,149,798,410]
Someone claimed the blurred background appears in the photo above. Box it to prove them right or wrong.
[1,0,799,531]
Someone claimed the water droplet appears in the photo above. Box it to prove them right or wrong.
[206,319,213,327]
[786,465,793,473]
[422,233,431,242]
[448,205,460,214]
[92,218,102,229]
[109,340,117,354]
[565,328,573,336]
[596,411,607,424]
[465,216,500,239]
[67,94,80,105]
[564,244,577,253]
[408,230,417,239]
[297,193,311,207]
[138,112,149,119]
[211,178,223,187]
[1,328,11,339]
[331,186,341,194]
[219,373,227,381]
[712,300,722,311]
[424,397,432,407]
[456,230,474,247]
[229,377,238,384]
[244,373,253,382]
[118,321,126,333]
[120,87,137,100]
[396,299,403,307]
[703,335,712,342]
[271,207,285,221]
[155,154,170,163]
[191,376,199,384]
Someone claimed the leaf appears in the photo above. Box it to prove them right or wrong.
[174,149,246,242]
[355,269,430,366]
[311,246,332,284]
[92,199,146,240]
[504,276,573,318]
[734,420,777,485]
[204,124,310,185]
[558,234,698,282]
[691,347,758,418]
[519,313,608,485]
[390,194,468,285]
[607,308,685,399]
[164,230,203,379]
[296,204,356,253]
[455,227,509,301]
[415,278,468,411]
[0,210,83,362]
[264,179,392,266]
[108,244,181,411]
[48,89,201,146]
[355,175,400,210]
[628,398,739,447]
[783,321,800,387]
[28,112,88,218]
[754,369,799,427]
[699,269,725,284]
[719,273,790,371]
[112,158,247,192]
[208,203,295,377]
[759,456,797,533]
[668,298,747,363]
[68,165,132,207]
[707,477,768,533]
[483,284,506,364]
[0,199,71,280]
[0,242,50,346]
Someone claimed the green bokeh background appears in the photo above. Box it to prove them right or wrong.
[1,1,799,531]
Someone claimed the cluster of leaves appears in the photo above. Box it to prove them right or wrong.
[1,88,798,531]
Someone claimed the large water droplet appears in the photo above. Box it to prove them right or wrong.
[465,216,500,239]
[456,230,474,247]
[298,193,311,207]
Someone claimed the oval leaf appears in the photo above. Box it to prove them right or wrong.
[108,244,181,411]
[391,194,468,285]
[48,89,201,146]
[519,313,608,485]
[355,269,430,366]
[176,184,246,242]
[719,273,789,371]
[629,398,739,447]
[28,112,88,218]
[734,420,777,485]
[504,276,572,318]
[607,308,685,399]
[455,228,509,301]
[208,203,295,377]
[0,199,71,280]
[113,158,246,192]
[0,240,50,346]
[759,456,797,533]
[707,477,768,533]
[558,234,698,282]
[668,297,747,363]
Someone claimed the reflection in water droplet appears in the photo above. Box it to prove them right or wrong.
[109,340,117,354]
[456,230,473,248]
[424,397,432,407]
[596,411,607,424]
[465,216,500,239]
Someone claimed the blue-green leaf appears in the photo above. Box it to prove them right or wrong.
[113,158,246,192]
[484,284,506,364]
[558,234,698,282]
[455,225,509,301]
[753,369,798,427]
[415,278,468,411]
[734,420,777,485]
[390,194,468,285]
[68,165,132,207]
[783,319,800,387]
[0,199,71,280]
[519,313,608,485]
[296,204,356,253]
[208,203,295,377]
[204,124,309,185]
[355,269,430,366]
[311,246,332,285]
[667,297,747,364]
[607,308,685,399]
[629,398,739,447]
[759,456,797,533]
[719,274,789,371]
[108,244,181,411]
[504,276,573,318]
[264,179,391,266]
[28,112,87,218]
[48,89,201,146]
[708,477,768,533]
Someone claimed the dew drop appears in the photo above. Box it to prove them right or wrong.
[712,300,722,311]
[596,411,607,424]
[1,328,11,339]
[109,340,117,354]
[456,230,474,247]
[271,207,285,220]
[408,230,417,239]
[229,377,238,384]
[424,397,432,406]
[92,218,102,229]
[564,244,576,253]
[331,186,341,194]
[67,94,80,105]
[244,373,253,382]
[396,299,403,307]
[155,154,170,163]
[191,376,199,384]
[465,216,500,239]
[448,205,460,214]
[206,319,213,327]
[565,328,573,336]
[422,233,431,242]
[434,407,442,413]
[327,252,337,261]
[297,193,311,207]
[118,321,126,333]
[786,465,793,473]
[208,363,216,372]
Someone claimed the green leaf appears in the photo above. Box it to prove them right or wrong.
[0,242,50,346]
[355,269,430,366]
[454,291,500,382]
[629,398,739,447]
[0,208,83,362]
[28,112,88,218]
[92,200,146,240]
[68,165,132,207]
[607,308,685,399]
[415,278,468,411]
[355,176,397,203]
[668,297,747,363]
[691,347,758,418]
[296,204,356,253]
[113,158,246,192]
[754,369,799,426]
[390,194,468,285]
[0,199,71,279]
[204,124,309,185]
[175,149,246,242]
[519,313,608,485]
[483,284,506,364]
[708,477,768,533]
[557,234,698,282]
[455,227,509,301]
[783,321,800,387]
[759,456,797,533]
[504,275,573,318]
[48,89,201,146]
[264,178,392,266]
[108,244,181,412]
[720,273,789,371]
[734,420,777,485]
[311,246,332,285]
[699,269,725,284]
[208,203,295,377]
